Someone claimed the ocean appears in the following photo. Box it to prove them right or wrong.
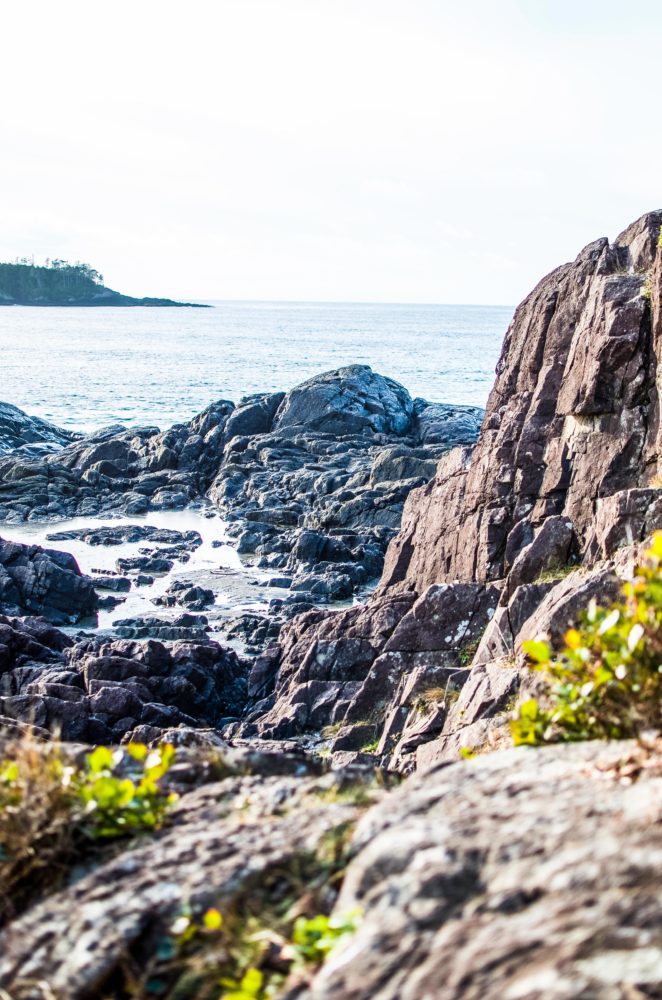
[0,300,512,431]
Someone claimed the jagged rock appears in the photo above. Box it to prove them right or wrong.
[412,397,484,446]
[0,536,97,624]
[381,211,662,594]
[238,583,499,762]
[0,401,77,456]
[299,741,662,1000]
[505,515,575,595]
[0,616,247,740]
[112,613,210,642]
[0,400,234,521]
[0,369,481,601]
[152,580,215,611]
[236,595,416,739]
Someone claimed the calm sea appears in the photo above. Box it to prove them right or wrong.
[0,301,512,432]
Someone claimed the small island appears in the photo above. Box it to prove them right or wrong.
[0,258,209,307]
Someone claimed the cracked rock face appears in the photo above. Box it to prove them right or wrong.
[299,741,662,1000]
[0,536,97,624]
[381,211,662,594]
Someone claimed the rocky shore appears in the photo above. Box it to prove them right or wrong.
[1,213,662,997]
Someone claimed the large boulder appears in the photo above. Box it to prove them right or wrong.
[301,740,662,1000]
[0,401,77,457]
[272,365,415,436]
[0,537,97,624]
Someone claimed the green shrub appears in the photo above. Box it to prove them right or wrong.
[148,906,362,999]
[512,533,662,746]
[76,743,177,838]
[0,739,176,919]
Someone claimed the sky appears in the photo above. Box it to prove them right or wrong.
[1,0,662,305]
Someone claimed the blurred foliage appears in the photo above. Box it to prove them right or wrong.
[0,740,176,921]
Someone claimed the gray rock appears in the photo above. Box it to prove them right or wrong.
[302,741,662,1000]
[273,365,415,436]
[0,401,77,456]
[0,536,97,624]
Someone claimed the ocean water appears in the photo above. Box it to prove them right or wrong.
[0,301,512,432]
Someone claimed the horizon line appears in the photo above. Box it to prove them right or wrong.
[181,297,516,309]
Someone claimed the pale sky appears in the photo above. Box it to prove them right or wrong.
[1,0,661,304]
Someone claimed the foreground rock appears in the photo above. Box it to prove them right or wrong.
[0,744,379,997]
[300,741,662,999]
[0,739,658,1000]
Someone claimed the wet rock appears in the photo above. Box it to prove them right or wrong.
[152,581,215,611]
[112,613,210,641]
[92,574,131,592]
[116,555,173,575]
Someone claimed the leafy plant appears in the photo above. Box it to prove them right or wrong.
[76,743,177,838]
[0,738,177,921]
[129,902,362,1000]
[512,533,662,746]
[290,909,362,965]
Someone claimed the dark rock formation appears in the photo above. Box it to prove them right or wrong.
[211,366,482,596]
[0,366,481,601]
[0,615,247,742]
[0,536,97,624]
[0,402,78,457]
[0,400,235,523]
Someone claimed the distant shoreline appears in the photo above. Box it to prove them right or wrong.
[0,299,211,308]
[0,260,210,308]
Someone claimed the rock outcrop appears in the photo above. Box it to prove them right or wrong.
[300,741,662,1000]
[0,401,77,457]
[239,211,662,768]
[381,211,662,593]
[0,536,97,624]
[0,739,658,999]
[0,614,247,742]
[0,366,482,604]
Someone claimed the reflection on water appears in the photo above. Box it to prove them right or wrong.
[0,301,511,431]
[0,509,259,632]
